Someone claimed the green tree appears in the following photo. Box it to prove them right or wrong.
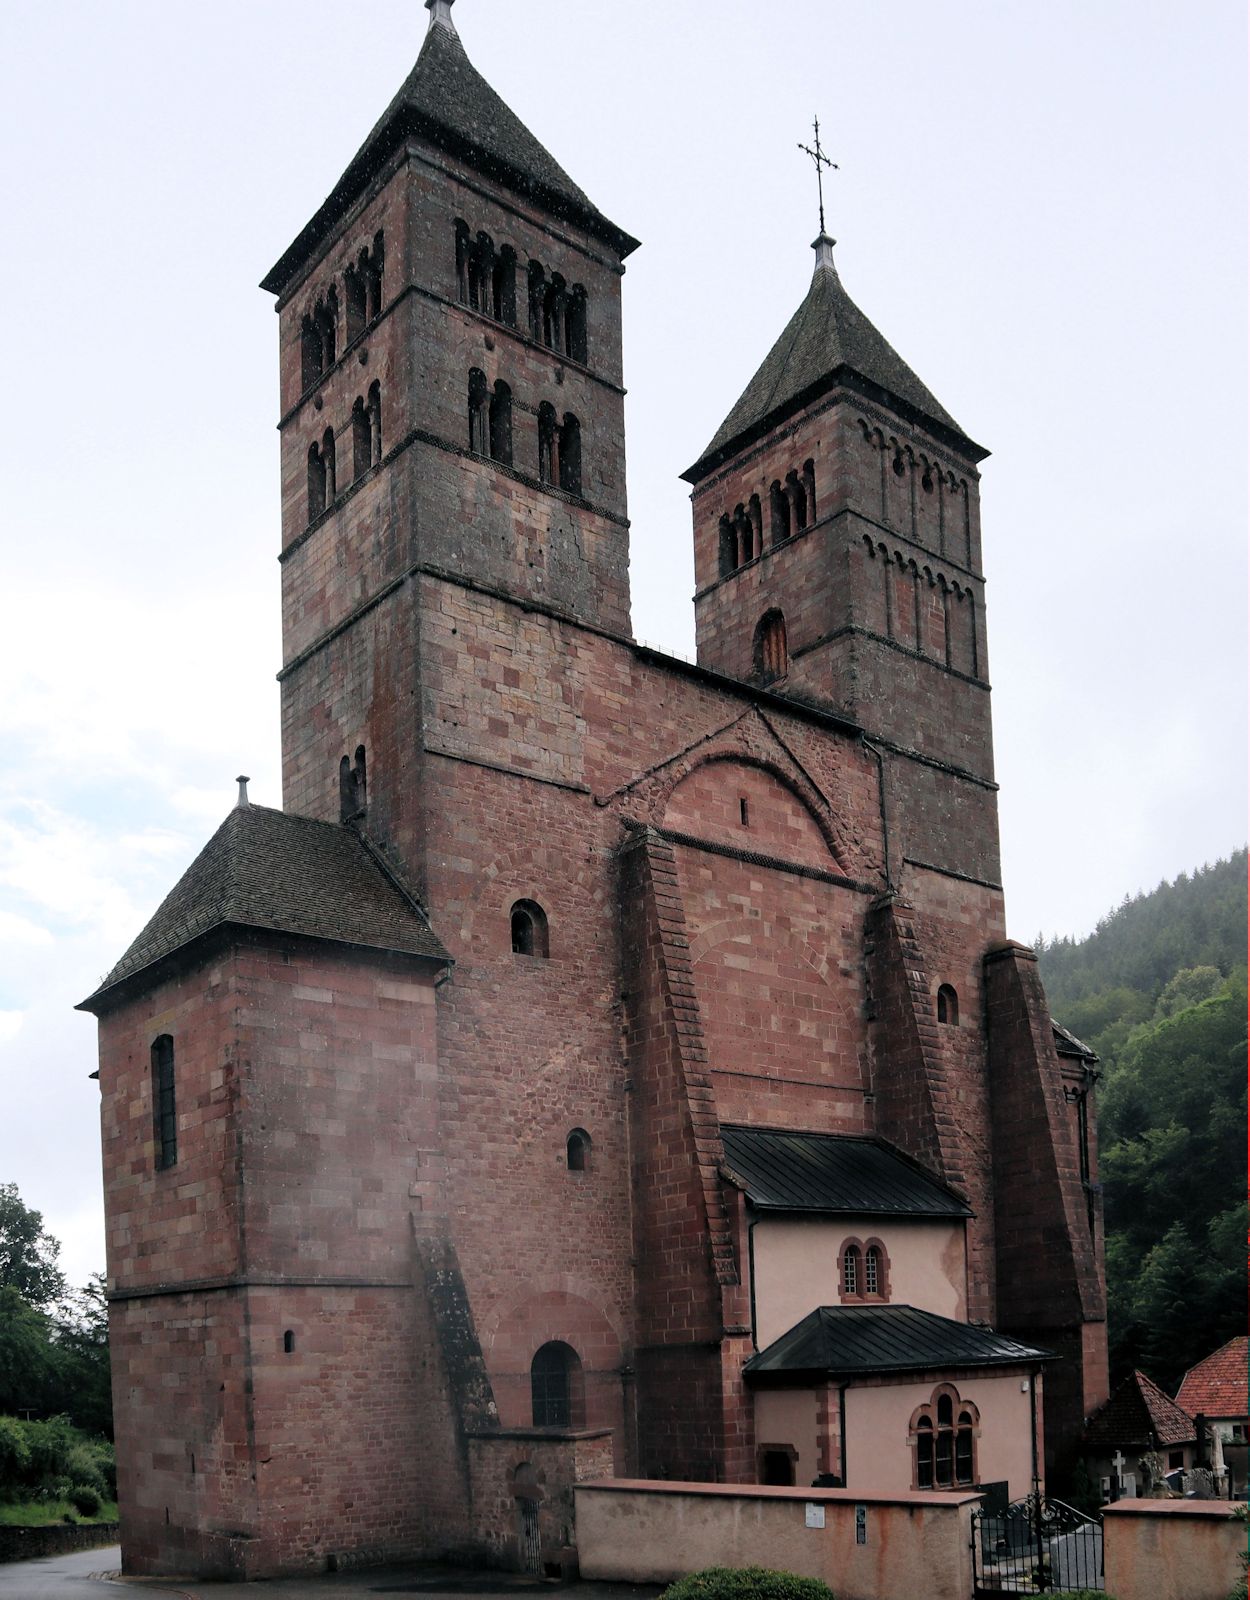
[0,1184,66,1307]
[51,1275,112,1437]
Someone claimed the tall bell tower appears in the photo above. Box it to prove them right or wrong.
[262,0,638,856]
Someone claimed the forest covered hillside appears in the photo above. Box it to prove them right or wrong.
[1036,849,1247,1394]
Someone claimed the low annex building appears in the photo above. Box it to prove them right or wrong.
[80,0,1108,1580]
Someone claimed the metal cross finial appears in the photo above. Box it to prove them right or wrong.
[798,117,838,237]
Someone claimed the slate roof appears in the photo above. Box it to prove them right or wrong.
[1176,1337,1249,1420]
[720,1125,972,1219]
[744,1305,1050,1380]
[1052,1020,1099,1062]
[80,804,448,1010]
[262,15,637,295]
[684,246,984,483]
[1083,1369,1197,1452]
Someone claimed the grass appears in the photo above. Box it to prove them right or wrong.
[0,1499,118,1527]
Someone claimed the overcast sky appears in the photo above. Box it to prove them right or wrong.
[1,0,1245,1289]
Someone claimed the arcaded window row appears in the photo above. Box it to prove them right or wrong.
[455,220,589,364]
[718,459,817,577]
[307,382,383,524]
[468,371,583,497]
[300,231,385,392]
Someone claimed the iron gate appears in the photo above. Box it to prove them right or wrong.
[971,1493,1103,1594]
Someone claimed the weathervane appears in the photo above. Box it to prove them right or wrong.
[798,117,838,236]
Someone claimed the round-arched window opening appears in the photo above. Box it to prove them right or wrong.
[530,1340,585,1429]
[510,899,550,958]
[937,984,959,1025]
[892,453,906,477]
[283,1330,295,1355]
[566,1128,592,1172]
[754,608,788,685]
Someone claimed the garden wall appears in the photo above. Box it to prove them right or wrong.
[0,1521,119,1563]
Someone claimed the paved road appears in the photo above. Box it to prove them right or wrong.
[0,1551,661,1600]
[0,1546,188,1597]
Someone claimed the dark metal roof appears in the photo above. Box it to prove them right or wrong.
[744,1305,1052,1380]
[683,249,985,484]
[79,804,448,1010]
[263,18,638,296]
[720,1126,972,1219]
[1052,1020,1099,1062]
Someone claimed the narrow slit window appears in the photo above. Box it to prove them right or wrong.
[566,1128,591,1171]
[937,984,959,1025]
[510,899,549,958]
[152,1035,176,1171]
[489,380,513,466]
[558,413,581,495]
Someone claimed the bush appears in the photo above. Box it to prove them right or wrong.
[68,1484,101,1518]
[65,1444,108,1499]
[662,1569,835,1600]
[0,1417,31,1500]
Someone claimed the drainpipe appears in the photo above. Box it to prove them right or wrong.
[1029,1369,1041,1496]
[747,1211,760,1350]
[838,1383,849,1488]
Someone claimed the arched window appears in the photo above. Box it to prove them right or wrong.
[770,479,790,543]
[307,442,326,523]
[510,899,549,958]
[786,469,808,531]
[468,368,489,455]
[345,264,367,343]
[283,1330,296,1355]
[527,260,546,342]
[455,219,471,303]
[911,1386,978,1489]
[315,292,337,370]
[937,984,959,1025]
[468,231,494,313]
[321,427,336,502]
[365,232,384,324]
[492,245,517,326]
[151,1035,176,1171]
[840,1236,890,1301]
[803,459,817,522]
[565,285,588,363]
[352,396,371,479]
[489,380,513,466]
[537,402,557,485]
[755,610,788,684]
[558,414,581,495]
[734,505,753,564]
[367,381,383,467]
[566,1128,591,1172]
[530,1341,584,1428]
[543,274,566,351]
[339,745,366,823]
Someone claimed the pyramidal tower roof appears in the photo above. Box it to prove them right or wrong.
[684,234,985,483]
[263,1,637,296]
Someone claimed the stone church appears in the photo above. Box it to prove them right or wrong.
[81,0,1108,1580]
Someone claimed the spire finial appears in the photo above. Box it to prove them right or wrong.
[425,0,457,32]
[797,116,838,238]
[236,775,251,809]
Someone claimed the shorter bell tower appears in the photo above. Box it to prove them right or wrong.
[683,230,992,795]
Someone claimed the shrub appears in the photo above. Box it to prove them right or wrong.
[68,1484,101,1518]
[0,1418,31,1500]
[662,1569,835,1600]
[65,1444,108,1499]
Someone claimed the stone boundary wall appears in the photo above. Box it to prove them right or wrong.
[575,1479,977,1600]
[1103,1498,1245,1600]
[0,1521,120,1564]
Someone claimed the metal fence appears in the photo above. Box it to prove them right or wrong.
[972,1493,1103,1594]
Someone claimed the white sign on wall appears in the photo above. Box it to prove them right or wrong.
[805,1503,825,1529]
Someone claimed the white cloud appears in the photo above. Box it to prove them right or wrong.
[0,1011,25,1044]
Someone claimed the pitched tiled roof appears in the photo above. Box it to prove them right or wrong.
[744,1305,1050,1379]
[262,17,637,294]
[683,248,983,483]
[79,804,448,1009]
[720,1126,972,1218]
[1083,1369,1196,1451]
[1177,1337,1249,1419]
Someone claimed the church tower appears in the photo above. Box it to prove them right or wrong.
[683,229,997,890]
[263,0,638,867]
